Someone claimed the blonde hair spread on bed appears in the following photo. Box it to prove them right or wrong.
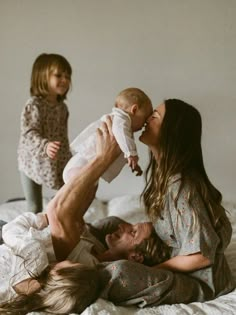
[0,264,100,314]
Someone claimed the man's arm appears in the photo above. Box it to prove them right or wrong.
[46,119,121,261]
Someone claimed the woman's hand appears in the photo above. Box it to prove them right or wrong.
[14,278,41,295]
[96,116,121,165]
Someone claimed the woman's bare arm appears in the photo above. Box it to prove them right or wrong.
[154,252,211,272]
[47,118,121,261]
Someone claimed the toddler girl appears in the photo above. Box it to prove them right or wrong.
[18,53,72,213]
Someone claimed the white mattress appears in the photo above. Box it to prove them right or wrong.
[0,195,235,315]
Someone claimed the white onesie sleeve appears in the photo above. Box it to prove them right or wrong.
[110,108,138,158]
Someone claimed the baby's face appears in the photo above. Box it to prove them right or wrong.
[131,103,153,132]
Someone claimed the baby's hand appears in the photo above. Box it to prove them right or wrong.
[132,163,143,176]
[127,155,139,170]
[127,156,143,176]
[46,141,61,159]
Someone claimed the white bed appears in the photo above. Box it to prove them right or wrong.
[0,195,235,315]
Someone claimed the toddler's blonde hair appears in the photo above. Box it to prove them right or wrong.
[30,53,72,101]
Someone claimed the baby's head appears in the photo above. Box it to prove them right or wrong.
[115,88,153,131]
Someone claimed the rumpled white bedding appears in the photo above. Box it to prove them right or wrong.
[0,195,235,315]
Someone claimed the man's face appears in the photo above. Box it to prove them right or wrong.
[105,222,153,257]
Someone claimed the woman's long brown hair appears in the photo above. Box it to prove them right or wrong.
[142,99,224,227]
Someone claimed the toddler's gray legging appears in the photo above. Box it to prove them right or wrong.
[20,172,43,213]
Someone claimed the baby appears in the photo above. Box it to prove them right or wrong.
[63,87,153,184]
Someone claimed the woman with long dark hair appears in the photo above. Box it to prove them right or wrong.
[99,100,235,307]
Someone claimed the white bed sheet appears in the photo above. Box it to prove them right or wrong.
[0,196,235,315]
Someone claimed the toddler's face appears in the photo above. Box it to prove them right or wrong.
[131,103,153,132]
[48,68,71,101]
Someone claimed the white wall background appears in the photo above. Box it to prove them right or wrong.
[0,0,235,203]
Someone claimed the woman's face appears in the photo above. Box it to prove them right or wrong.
[139,103,166,148]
